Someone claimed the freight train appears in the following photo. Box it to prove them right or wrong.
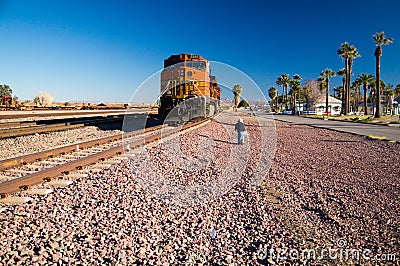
[158,54,221,121]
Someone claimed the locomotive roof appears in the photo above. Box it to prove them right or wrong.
[164,54,206,62]
[164,54,207,68]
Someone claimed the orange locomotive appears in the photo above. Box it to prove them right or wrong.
[159,54,221,120]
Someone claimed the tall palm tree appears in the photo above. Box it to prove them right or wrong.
[337,43,350,114]
[294,86,304,115]
[233,84,242,112]
[334,85,344,99]
[317,76,326,93]
[336,68,346,112]
[293,74,302,82]
[370,79,376,115]
[369,79,385,115]
[268,86,278,110]
[373,32,394,118]
[336,69,346,91]
[348,48,360,114]
[289,79,301,115]
[317,76,327,112]
[356,74,374,115]
[275,78,283,110]
[291,74,302,114]
[347,50,360,114]
[378,80,386,114]
[337,42,360,115]
[320,69,336,115]
[276,74,291,108]
[351,79,362,113]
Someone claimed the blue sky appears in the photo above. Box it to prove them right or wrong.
[0,0,399,103]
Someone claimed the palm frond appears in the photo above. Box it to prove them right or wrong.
[293,74,302,81]
[373,31,393,46]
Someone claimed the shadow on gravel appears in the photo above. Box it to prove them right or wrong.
[321,139,361,143]
[95,122,123,131]
[311,124,367,128]
[216,121,236,127]
[216,120,273,129]
[195,133,237,145]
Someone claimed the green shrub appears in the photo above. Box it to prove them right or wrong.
[238,100,249,108]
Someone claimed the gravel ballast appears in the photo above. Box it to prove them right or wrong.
[0,113,398,265]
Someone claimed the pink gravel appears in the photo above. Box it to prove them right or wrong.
[0,115,398,265]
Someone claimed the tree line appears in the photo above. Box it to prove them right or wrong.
[0,84,55,107]
[0,84,18,105]
[268,32,396,118]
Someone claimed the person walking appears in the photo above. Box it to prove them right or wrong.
[234,118,247,144]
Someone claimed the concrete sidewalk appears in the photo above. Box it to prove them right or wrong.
[251,112,400,143]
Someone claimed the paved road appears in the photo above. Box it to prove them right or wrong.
[250,111,400,143]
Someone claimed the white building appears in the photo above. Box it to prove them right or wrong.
[310,95,342,115]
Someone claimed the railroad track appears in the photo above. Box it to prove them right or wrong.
[0,118,209,201]
[0,109,145,120]
[0,116,125,139]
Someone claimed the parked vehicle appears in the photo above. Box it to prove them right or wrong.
[282,109,293,115]
[301,110,317,115]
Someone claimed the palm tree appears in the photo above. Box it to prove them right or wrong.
[317,75,327,112]
[356,74,374,115]
[395,84,400,97]
[348,48,360,114]
[334,85,344,99]
[336,69,346,90]
[379,80,387,114]
[291,74,302,114]
[337,43,350,114]
[351,79,362,113]
[268,86,278,110]
[289,79,301,115]
[369,79,385,115]
[276,74,291,109]
[370,79,376,115]
[275,78,283,110]
[233,84,242,112]
[373,32,394,118]
[337,42,360,115]
[293,74,302,82]
[336,68,346,112]
[317,76,326,93]
[383,87,394,114]
[320,69,336,115]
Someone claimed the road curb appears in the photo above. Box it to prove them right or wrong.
[298,115,399,127]
[273,117,400,144]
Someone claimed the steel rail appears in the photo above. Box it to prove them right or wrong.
[0,116,126,139]
[0,121,37,129]
[0,109,138,120]
[0,115,124,129]
[0,124,86,139]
